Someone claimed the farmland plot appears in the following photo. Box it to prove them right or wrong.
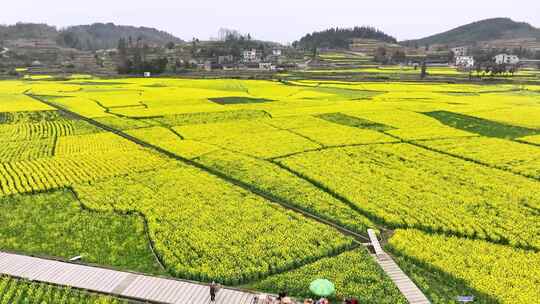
[0,190,162,274]
[414,137,540,179]
[75,163,355,284]
[251,248,407,304]
[1,77,540,302]
[278,143,540,249]
[0,275,126,304]
[388,229,540,304]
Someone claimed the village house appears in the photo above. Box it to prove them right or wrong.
[242,49,261,63]
[455,56,475,68]
[493,53,520,65]
[258,62,275,71]
[272,49,282,56]
[451,46,468,57]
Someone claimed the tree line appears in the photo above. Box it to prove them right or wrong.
[116,37,168,74]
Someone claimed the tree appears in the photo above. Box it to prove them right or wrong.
[374,47,387,64]
[312,47,318,59]
[391,50,406,64]
[117,38,129,74]
[57,31,81,49]
[508,65,516,76]
[475,62,483,78]
[420,61,427,79]
[448,51,455,64]
[166,41,175,49]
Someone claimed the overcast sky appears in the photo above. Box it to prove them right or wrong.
[3,1,539,43]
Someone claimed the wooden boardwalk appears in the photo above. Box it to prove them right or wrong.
[0,251,259,304]
[367,230,430,304]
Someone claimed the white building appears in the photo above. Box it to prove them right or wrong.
[258,62,276,70]
[455,56,475,68]
[272,49,282,56]
[493,54,520,65]
[243,49,261,63]
[451,46,468,57]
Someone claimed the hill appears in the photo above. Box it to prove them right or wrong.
[0,23,58,40]
[402,18,540,46]
[57,23,183,50]
[294,26,397,50]
[0,22,183,50]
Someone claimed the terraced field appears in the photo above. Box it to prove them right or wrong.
[1,78,539,303]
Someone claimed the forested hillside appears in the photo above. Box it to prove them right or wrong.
[0,22,182,50]
[57,23,183,50]
[294,26,397,50]
[0,23,57,40]
[402,18,540,46]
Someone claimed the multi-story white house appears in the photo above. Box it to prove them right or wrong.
[451,46,468,57]
[493,54,520,65]
[243,49,261,63]
[455,56,475,68]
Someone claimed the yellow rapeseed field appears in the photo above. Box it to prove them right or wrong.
[1,77,539,303]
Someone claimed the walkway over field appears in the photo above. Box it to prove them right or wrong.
[368,230,430,304]
[0,251,258,304]
[1,231,431,304]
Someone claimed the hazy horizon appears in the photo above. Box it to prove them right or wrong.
[3,0,540,43]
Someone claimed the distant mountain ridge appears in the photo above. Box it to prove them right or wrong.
[402,18,540,46]
[0,22,183,50]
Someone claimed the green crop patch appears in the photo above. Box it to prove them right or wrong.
[142,83,169,88]
[0,190,163,274]
[424,110,540,139]
[0,275,127,303]
[153,109,271,126]
[313,87,383,100]
[69,81,131,86]
[439,91,480,96]
[316,112,395,132]
[208,96,274,105]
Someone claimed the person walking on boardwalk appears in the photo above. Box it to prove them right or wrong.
[210,281,219,302]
